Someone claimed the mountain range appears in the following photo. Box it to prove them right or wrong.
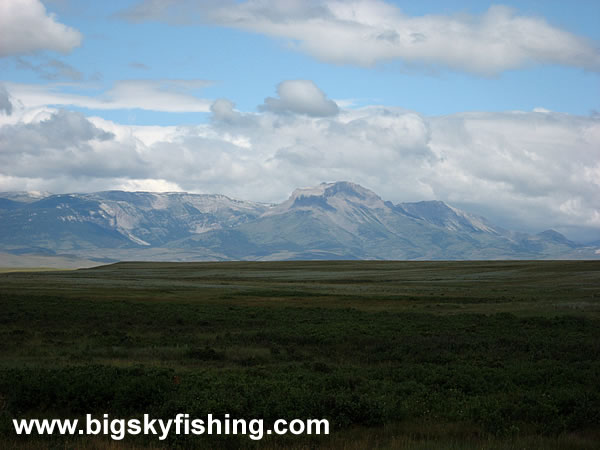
[0,182,598,265]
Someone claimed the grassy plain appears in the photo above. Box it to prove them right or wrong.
[0,260,599,448]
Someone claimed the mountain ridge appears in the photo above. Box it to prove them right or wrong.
[0,182,597,262]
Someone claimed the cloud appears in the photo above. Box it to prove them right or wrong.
[129,62,150,70]
[0,101,598,240]
[118,0,600,75]
[0,0,82,57]
[16,57,84,81]
[3,109,114,148]
[0,109,145,181]
[4,79,213,113]
[0,85,13,115]
[211,98,241,123]
[425,111,600,233]
[260,80,339,117]
[106,79,213,112]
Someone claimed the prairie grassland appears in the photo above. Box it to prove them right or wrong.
[1,261,599,448]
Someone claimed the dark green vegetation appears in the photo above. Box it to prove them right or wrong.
[1,261,599,448]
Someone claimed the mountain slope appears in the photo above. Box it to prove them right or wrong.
[0,182,597,261]
[0,191,268,254]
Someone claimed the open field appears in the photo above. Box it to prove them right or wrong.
[0,251,104,271]
[1,261,599,448]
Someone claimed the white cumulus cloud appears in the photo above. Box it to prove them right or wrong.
[260,80,339,117]
[0,0,82,57]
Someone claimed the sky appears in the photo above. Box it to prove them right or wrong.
[0,0,599,242]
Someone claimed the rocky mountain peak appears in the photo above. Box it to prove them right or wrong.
[0,183,594,261]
